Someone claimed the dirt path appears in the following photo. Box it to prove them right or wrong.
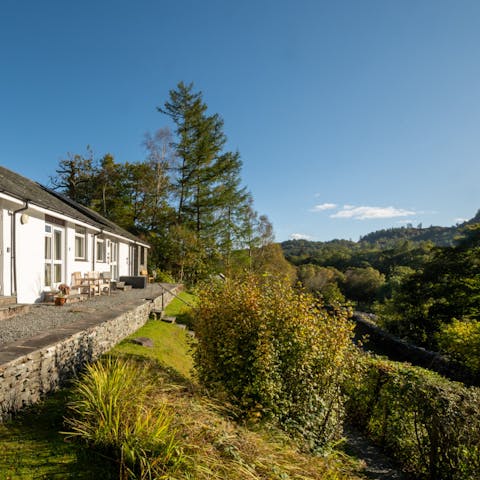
[343,427,413,480]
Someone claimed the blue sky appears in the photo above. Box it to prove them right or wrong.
[1,0,479,242]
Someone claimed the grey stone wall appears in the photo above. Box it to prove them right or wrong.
[353,311,480,387]
[0,285,182,420]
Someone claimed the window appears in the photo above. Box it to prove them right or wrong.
[96,238,106,262]
[75,226,87,260]
[140,246,146,266]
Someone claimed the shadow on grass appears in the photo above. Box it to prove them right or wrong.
[0,389,118,479]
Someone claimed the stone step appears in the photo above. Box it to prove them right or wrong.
[0,304,30,321]
[161,316,176,324]
[0,296,17,307]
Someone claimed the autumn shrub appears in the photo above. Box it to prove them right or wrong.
[193,274,355,451]
[436,319,480,374]
[344,355,480,480]
[64,357,183,479]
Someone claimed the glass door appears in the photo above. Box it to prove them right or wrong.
[109,240,119,280]
[44,224,64,287]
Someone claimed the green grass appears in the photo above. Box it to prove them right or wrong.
[113,321,194,378]
[0,390,117,479]
[163,290,197,316]
[163,290,197,330]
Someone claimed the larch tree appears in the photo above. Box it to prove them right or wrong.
[158,81,251,279]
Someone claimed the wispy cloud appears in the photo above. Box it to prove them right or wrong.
[330,205,416,220]
[290,233,313,240]
[311,202,337,212]
[454,217,468,224]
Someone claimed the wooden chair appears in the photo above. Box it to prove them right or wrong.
[100,271,112,295]
[140,269,155,283]
[70,272,95,297]
[85,271,101,296]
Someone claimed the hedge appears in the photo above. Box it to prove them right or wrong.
[345,355,480,479]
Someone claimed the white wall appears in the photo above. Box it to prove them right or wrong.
[16,210,45,304]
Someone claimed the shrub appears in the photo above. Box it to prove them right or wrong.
[193,274,355,451]
[64,357,183,479]
[345,355,480,479]
[436,319,480,374]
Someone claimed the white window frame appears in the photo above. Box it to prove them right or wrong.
[96,238,106,263]
[75,226,87,261]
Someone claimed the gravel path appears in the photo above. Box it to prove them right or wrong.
[0,284,165,348]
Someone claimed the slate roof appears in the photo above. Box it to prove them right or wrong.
[0,166,148,246]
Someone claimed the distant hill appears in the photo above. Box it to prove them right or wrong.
[359,209,480,248]
[281,210,480,267]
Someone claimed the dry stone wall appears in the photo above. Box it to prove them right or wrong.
[0,285,182,420]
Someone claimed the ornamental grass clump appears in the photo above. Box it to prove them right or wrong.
[64,357,182,479]
[193,274,355,451]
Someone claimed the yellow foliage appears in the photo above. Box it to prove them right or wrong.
[437,319,480,373]
[193,273,355,451]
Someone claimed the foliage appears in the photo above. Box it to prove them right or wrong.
[193,274,355,451]
[297,264,346,303]
[379,225,480,347]
[111,318,365,479]
[342,266,385,305]
[64,357,183,479]
[345,354,480,480]
[436,319,480,374]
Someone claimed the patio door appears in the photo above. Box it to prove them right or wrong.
[109,240,119,280]
[44,224,64,287]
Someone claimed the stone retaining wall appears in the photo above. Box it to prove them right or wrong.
[353,311,480,386]
[0,284,182,420]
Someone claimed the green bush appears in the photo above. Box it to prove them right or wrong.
[345,355,480,479]
[193,274,355,451]
[436,319,480,374]
[64,357,183,479]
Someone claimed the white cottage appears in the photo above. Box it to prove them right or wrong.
[0,166,149,304]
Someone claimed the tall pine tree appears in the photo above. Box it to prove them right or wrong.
[158,82,250,278]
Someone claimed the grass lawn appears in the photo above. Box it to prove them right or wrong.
[113,320,194,378]
[0,390,117,479]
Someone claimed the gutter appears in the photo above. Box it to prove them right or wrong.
[11,200,30,296]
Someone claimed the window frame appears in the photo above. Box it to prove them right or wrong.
[74,226,87,261]
[96,237,106,263]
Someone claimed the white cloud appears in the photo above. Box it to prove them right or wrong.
[290,233,313,240]
[330,205,416,220]
[454,217,468,224]
[311,202,337,212]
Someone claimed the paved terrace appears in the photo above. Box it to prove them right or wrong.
[0,284,174,363]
